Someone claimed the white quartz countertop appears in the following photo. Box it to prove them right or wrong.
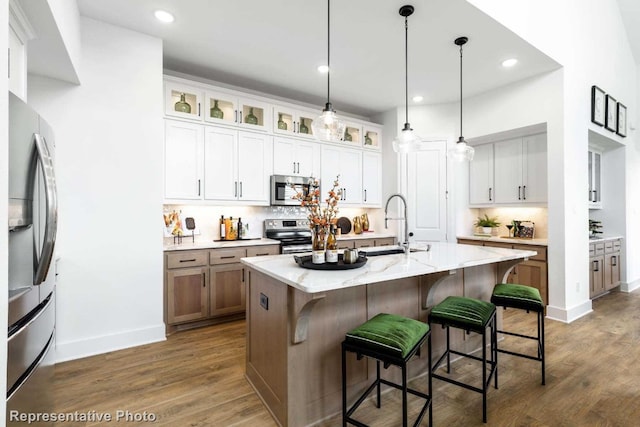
[241,242,536,294]
[164,238,280,252]
[457,235,548,246]
[588,235,624,243]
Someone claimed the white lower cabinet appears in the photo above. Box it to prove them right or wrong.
[273,137,320,177]
[204,128,271,203]
[321,145,362,205]
[164,120,204,199]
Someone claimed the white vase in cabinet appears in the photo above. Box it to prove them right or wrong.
[203,127,271,203]
[272,105,316,139]
[273,137,320,177]
[164,120,204,200]
[204,90,271,132]
[165,82,204,121]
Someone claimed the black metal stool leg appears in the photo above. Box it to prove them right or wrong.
[446,326,451,373]
[482,326,487,423]
[342,343,347,427]
[428,334,433,427]
[376,360,381,408]
[540,310,546,385]
[402,363,408,427]
[493,315,498,389]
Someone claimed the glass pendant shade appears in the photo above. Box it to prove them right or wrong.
[450,137,475,161]
[392,123,421,153]
[311,103,346,142]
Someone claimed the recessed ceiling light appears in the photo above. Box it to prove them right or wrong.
[317,65,329,73]
[412,95,424,103]
[154,10,175,23]
[502,58,518,68]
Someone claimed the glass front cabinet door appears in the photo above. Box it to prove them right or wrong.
[204,91,270,132]
[362,125,382,150]
[272,105,315,138]
[165,82,204,121]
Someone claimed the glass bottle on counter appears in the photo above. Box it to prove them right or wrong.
[174,93,191,113]
[312,225,326,264]
[325,224,338,263]
[219,215,226,240]
[237,217,243,239]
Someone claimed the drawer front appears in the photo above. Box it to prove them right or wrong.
[246,245,280,257]
[613,240,622,252]
[604,241,613,252]
[336,240,355,250]
[589,244,595,257]
[513,244,546,262]
[374,237,396,247]
[457,239,484,246]
[594,242,605,256]
[354,238,376,249]
[210,248,247,265]
[484,242,513,249]
[167,251,208,269]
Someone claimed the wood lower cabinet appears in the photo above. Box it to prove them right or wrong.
[590,239,622,299]
[458,239,548,305]
[336,236,396,250]
[165,244,279,333]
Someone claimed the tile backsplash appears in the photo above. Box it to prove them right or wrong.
[472,207,548,238]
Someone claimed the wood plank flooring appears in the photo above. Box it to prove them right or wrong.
[54,289,640,426]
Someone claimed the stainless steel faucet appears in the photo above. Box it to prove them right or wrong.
[384,193,410,252]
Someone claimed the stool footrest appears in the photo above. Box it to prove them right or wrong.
[497,329,538,341]
[497,348,542,362]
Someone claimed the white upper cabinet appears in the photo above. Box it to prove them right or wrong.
[362,152,382,206]
[341,121,363,148]
[204,90,271,132]
[362,124,382,151]
[165,82,204,121]
[273,137,320,177]
[164,120,204,199]
[470,133,547,206]
[272,105,316,139]
[588,149,602,209]
[469,144,494,205]
[237,132,271,202]
[321,146,362,206]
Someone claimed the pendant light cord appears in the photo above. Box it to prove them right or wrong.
[326,0,331,107]
[404,15,409,126]
[459,43,463,139]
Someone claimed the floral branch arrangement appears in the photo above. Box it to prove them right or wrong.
[291,175,341,229]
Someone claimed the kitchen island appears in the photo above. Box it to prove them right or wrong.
[241,242,536,427]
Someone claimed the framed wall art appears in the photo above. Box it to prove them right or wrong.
[617,102,627,137]
[591,85,605,126]
[605,94,617,132]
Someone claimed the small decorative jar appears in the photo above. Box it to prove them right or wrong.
[245,107,258,125]
[344,129,352,142]
[210,100,224,119]
[299,118,309,134]
[174,93,191,114]
[277,113,287,130]
[364,132,373,145]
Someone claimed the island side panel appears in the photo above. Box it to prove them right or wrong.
[288,285,369,426]
[245,269,288,426]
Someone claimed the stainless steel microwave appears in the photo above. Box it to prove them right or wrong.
[270,175,316,206]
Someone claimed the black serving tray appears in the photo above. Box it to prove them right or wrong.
[294,254,367,270]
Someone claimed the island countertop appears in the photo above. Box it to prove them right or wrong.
[241,242,536,293]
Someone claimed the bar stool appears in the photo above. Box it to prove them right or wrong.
[342,313,432,427]
[491,283,545,385]
[428,296,497,423]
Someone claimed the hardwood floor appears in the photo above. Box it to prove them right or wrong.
[54,289,640,426]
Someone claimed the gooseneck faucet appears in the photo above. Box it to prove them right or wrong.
[384,193,410,252]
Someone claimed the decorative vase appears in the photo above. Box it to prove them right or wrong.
[299,119,309,134]
[174,93,191,114]
[210,100,223,119]
[361,213,369,232]
[353,216,362,234]
[364,132,373,145]
[344,129,352,142]
[482,226,492,235]
[277,113,287,130]
[245,107,258,125]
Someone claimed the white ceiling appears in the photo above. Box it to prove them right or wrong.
[77,0,562,117]
[617,0,640,64]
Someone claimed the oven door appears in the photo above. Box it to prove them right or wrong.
[281,244,313,255]
[270,175,310,206]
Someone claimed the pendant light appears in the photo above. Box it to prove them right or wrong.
[449,36,475,161]
[392,5,421,153]
[311,0,346,142]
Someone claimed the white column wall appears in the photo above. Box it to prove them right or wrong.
[468,0,638,321]
[28,17,165,361]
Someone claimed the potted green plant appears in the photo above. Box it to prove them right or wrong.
[475,214,501,234]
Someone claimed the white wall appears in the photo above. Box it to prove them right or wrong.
[1,0,11,418]
[28,17,165,361]
[468,0,638,322]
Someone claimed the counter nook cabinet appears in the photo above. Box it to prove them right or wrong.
[241,242,535,427]
[589,237,622,298]
[164,243,279,334]
[457,237,548,305]
[163,75,383,207]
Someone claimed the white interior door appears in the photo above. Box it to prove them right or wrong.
[404,140,448,242]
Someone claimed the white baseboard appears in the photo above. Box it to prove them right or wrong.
[620,279,640,293]
[55,324,166,363]
[546,299,593,323]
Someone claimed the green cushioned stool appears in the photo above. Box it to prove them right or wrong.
[428,296,498,423]
[491,283,545,385]
[342,313,432,427]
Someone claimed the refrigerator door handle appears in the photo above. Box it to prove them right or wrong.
[32,134,57,287]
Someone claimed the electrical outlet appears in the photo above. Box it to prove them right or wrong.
[260,293,269,310]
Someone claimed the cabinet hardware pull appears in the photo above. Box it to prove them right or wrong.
[293,162,296,174]
[523,185,526,200]
[593,190,597,202]
[220,255,236,259]
[180,259,196,263]
[294,121,297,133]
[612,256,617,266]
[202,272,206,287]
[296,162,300,174]
[518,186,522,200]
[242,268,245,282]
[234,181,238,197]
[593,260,599,272]
[234,110,238,123]
[240,182,243,198]
[364,189,367,202]
[198,103,201,116]
[489,187,492,201]
[198,179,201,196]
[256,253,269,256]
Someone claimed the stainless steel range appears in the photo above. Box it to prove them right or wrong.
[265,219,312,254]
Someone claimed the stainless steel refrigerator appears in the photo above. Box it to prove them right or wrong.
[7,92,57,425]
